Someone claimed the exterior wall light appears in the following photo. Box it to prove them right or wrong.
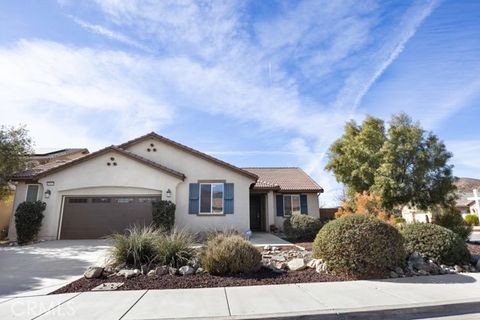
[44,189,51,199]
[166,189,172,198]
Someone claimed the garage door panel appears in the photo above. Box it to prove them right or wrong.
[60,196,160,239]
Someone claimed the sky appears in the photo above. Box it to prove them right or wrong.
[0,0,479,206]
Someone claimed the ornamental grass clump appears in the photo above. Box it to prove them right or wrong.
[313,215,405,278]
[109,225,162,268]
[200,234,261,275]
[156,228,195,268]
[401,223,470,265]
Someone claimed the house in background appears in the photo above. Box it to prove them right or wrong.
[1,148,89,239]
[7,132,323,240]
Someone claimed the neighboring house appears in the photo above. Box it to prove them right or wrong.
[458,189,480,217]
[2,149,89,239]
[7,132,323,240]
[401,206,432,224]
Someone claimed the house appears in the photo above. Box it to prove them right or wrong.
[401,206,432,224]
[7,132,323,240]
[1,148,89,239]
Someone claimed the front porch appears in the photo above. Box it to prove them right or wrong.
[249,192,275,232]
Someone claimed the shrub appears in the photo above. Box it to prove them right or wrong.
[433,209,471,241]
[283,214,322,241]
[394,216,406,224]
[152,200,176,232]
[109,225,162,268]
[157,228,195,268]
[313,215,405,277]
[402,223,470,265]
[200,234,261,275]
[15,201,46,245]
[464,214,479,226]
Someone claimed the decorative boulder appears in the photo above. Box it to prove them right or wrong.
[117,269,140,279]
[179,266,195,276]
[84,266,104,279]
[287,258,307,271]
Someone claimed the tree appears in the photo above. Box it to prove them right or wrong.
[0,126,33,200]
[325,116,386,198]
[326,113,456,211]
[335,192,396,224]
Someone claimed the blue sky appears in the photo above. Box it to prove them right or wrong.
[1,0,479,205]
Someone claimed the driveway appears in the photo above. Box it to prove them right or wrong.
[0,240,110,298]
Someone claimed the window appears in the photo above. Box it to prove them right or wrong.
[115,198,134,204]
[200,183,224,214]
[68,198,88,204]
[283,195,300,216]
[92,197,111,203]
[26,185,39,202]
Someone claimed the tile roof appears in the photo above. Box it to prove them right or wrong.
[11,146,185,181]
[243,167,323,193]
[456,192,475,207]
[118,132,258,180]
[31,148,89,160]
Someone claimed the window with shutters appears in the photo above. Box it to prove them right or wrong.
[283,195,300,216]
[200,183,224,214]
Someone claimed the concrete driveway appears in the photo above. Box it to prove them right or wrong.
[0,240,110,298]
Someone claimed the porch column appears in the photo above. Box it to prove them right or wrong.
[266,191,275,231]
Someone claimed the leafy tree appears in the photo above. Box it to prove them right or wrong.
[326,113,456,211]
[0,126,33,200]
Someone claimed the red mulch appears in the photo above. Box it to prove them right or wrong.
[50,268,350,294]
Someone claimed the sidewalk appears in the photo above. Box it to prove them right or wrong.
[1,273,480,320]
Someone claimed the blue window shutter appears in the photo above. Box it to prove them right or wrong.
[224,183,234,214]
[276,195,284,216]
[188,183,199,214]
[300,195,308,214]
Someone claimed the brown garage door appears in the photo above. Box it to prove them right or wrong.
[60,195,161,239]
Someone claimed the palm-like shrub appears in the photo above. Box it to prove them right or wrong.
[464,214,479,226]
[283,214,322,241]
[200,234,261,275]
[401,223,470,265]
[313,215,405,277]
[109,225,161,268]
[156,228,195,268]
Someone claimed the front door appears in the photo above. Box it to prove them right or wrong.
[250,195,262,231]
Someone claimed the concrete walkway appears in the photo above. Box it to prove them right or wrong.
[1,273,480,319]
[0,240,110,298]
[249,232,294,247]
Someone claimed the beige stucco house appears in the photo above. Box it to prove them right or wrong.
[8,132,323,240]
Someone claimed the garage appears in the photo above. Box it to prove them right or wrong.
[60,195,161,239]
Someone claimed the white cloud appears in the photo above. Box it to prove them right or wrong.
[69,16,153,52]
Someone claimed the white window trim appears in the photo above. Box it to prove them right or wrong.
[199,183,224,215]
[25,184,40,202]
[283,194,301,217]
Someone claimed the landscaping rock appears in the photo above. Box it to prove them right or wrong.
[141,264,149,275]
[84,266,104,279]
[272,255,286,262]
[418,270,429,276]
[117,269,140,279]
[315,261,327,273]
[287,258,307,271]
[154,266,169,276]
[196,267,204,274]
[169,267,178,275]
[263,245,271,251]
[454,265,463,273]
[147,270,156,277]
[179,265,195,276]
[114,263,126,272]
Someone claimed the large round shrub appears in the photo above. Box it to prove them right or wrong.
[15,201,46,245]
[200,234,261,275]
[283,214,322,241]
[401,223,470,265]
[313,215,405,277]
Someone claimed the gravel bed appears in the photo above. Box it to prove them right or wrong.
[50,268,350,294]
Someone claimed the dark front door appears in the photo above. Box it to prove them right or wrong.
[250,195,262,231]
